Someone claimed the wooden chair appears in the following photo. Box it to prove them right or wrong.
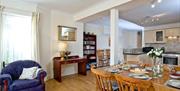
[174,66,180,71]
[115,74,153,91]
[91,65,118,91]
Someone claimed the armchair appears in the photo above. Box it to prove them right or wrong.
[0,60,47,91]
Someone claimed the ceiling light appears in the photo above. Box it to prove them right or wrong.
[158,0,162,3]
[151,4,155,8]
[152,19,154,22]
[156,18,159,21]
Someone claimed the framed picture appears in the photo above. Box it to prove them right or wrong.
[58,25,76,41]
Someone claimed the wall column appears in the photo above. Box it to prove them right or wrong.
[110,8,124,65]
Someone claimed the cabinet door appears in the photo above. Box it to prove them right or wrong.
[165,28,180,37]
[144,30,156,43]
[155,30,165,43]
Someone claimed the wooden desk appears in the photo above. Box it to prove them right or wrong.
[53,56,87,82]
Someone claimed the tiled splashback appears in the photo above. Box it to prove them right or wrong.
[145,41,180,52]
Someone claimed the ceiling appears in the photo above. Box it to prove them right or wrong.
[14,0,106,14]
[119,0,180,27]
[87,0,180,27]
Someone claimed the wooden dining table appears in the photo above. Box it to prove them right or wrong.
[97,64,180,91]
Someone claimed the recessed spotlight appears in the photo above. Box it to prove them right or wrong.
[158,0,162,3]
[156,18,159,21]
[151,4,155,8]
[152,19,154,22]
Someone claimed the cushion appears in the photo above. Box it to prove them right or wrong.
[10,79,40,91]
[19,67,38,79]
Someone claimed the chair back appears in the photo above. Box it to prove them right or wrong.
[91,66,115,91]
[115,74,152,91]
[1,60,41,80]
[174,67,180,71]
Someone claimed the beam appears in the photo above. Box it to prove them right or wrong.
[74,0,132,21]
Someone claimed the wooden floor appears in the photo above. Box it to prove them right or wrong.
[46,71,96,91]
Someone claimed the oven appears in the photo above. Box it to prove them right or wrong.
[162,54,180,65]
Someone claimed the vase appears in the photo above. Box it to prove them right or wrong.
[152,58,163,78]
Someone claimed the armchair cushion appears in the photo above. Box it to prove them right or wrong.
[0,74,12,85]
[10,79,40,91]
[19,67,38,79]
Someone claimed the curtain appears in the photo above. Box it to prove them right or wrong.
[0,6,4,70]
[0,10,40,64]
[31,12,40,62]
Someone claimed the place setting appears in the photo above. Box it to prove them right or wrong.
[166,71,180,89]
[128,68,152,80]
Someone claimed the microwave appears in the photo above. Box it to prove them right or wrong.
[162,54,180,66]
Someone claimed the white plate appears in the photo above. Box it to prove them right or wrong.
[145,67,152,71]
[129,73,150,80]
[167,79,180,89]
[176,71,180,74]
[130,64,139,68]
[130,69,149,74]
[170,74,180,79]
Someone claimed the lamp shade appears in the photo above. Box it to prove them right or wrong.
[58,42,67,51]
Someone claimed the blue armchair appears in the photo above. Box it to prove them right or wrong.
[0,60,47,91]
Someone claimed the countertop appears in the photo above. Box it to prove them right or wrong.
[123,52,145,55]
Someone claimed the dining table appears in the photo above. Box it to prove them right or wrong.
[97,64,180,91]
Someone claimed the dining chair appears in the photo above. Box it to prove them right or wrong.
[91,65,118,91]
[174,66,180,71]
[115,74,153,91]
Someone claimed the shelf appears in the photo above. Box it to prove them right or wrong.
[83,32,97,62]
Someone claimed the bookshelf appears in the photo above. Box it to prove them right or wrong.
[83,32,96,69]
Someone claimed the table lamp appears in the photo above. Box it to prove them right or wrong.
[59,42,68,60]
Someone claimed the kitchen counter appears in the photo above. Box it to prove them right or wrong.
[123,52,145,55]
[163,52,180,54]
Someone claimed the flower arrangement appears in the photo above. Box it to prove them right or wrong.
[147,48,164,59]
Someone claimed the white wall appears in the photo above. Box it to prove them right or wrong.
[122,29,138,48]
[85,23,110,49]
[50,10,84,77]
[85,23,139,50]
[37,6,52,79]
[1,0,84,79]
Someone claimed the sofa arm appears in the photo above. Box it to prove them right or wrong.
[0,74,12,85]
[0,74,12,91]
[36,70,47,81]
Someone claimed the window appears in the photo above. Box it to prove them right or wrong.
[0,12,35,63]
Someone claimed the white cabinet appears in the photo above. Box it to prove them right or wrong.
[165,28,180,37]
[144,30,156,43]
[144,30,165,43]
[155,30,166,43]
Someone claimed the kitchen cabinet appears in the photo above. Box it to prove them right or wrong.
[144,30,165,43]
[165,28,180,37]
[155,30,166,43]
[144,28,180,43]
[144,30,156,43]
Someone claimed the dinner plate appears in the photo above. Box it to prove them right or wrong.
[167,79,180,89]
[130,64,139,68]
[176,71,180,74]
[129,73,150,80]
[145,67,152,71]
[130,69,149,74]
[170,72,180,79]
